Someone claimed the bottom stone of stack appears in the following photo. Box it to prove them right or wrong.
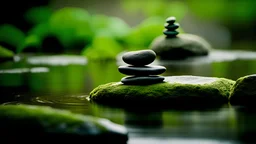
[121,75,165,85]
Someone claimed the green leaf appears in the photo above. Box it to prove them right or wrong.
[82,34,123,60]
[49,7,94,48]
[24,6,52,25]
[0,24,25,53]
[0,45,14,58]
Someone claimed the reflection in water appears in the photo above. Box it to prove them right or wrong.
[27,55,88,66]
[234,107,256,144]
[124,110,163,129]
[128,137,238,144]
[2,53,256,143]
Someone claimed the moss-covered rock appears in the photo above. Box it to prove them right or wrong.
[229,74,256,106]
[150,34,212,60]
[89,75,235,109]
[0,104,128,143]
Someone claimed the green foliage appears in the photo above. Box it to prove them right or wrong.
[125,16,184,50]
[19,23,50,52]
[82,33,124,60]
[0,45,14,58]
[121,0,187,20]
[0,24,25,53]
[24,6,52,25]
[187,0,256,23]
[91,15,131,41]
[19,35,41,53]
[49,7,94,49]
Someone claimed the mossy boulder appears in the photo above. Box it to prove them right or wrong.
[0,104,128,143]
[229,74,256,106]
[149,34,212,60]
[89,75,235,109]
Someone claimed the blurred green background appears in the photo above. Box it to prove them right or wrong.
[0,0,256,60]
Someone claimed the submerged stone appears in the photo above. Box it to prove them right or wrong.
[122,50,156,66]
[89,75,235,109]
[0,104,128,143]
[118,65,166,75]
[150,34,212,60]
[121,75,165,85]
[229,74,256,106]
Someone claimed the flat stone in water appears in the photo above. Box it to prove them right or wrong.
[118,65,166,75]
[89,75,235,109]
[166,16,176,24]
[122,50,156,66]
[121,75,165,85]
[164,23,179,30]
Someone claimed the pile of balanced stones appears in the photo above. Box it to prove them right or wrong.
[163,16,179,38]
[118,50,166,85]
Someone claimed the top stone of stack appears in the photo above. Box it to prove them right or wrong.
[122,50,156,66]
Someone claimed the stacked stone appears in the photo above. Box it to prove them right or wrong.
[163,16,179,38]
[118,50,166,85]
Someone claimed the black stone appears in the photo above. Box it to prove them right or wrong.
[163,29,179,37]
[166,17,176,24]
[164,23,179,30]
[121,76,165,85]
[118,65,166,75]
[122,50,156,66]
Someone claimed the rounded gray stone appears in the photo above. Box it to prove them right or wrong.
[118,65,166,75]
[149,33,212,60]
[122,50,156,66]
[121,75,165,85]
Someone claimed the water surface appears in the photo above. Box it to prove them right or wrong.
[1,52,256,144]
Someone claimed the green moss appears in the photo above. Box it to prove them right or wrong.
[0,104,128,141]
[89,76,235,109]
[229,74,256,106]
[0,104,104,133]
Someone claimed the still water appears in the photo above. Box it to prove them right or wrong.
[1,51,256,144]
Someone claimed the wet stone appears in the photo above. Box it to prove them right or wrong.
[166,16,176,24]
[122,50,156,66]
[163,29,179,37]
[164,23,179,30]
[0,104,128,143]
[121,75,165,85]
[118,65,166,76]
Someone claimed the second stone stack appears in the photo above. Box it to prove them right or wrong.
[118,50,166,85]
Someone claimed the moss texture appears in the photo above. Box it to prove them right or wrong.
[0,104,128,143]
[89,76,235,109]
[229,74,256,106]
